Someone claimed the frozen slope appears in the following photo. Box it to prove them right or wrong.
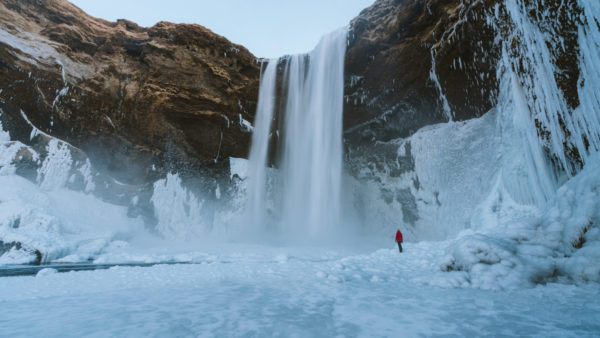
[0,243,598,337]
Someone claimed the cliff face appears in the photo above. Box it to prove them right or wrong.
[0,0,259,184]
[1,0,594,238]
[343,0,498,144]
[342,0,593,238]
[343,0,581,163]
[343,0,586,178]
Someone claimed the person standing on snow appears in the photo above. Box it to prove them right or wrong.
[395,230,403,253]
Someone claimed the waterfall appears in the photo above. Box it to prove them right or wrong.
[246,60,278,230]
[246,28,348,238]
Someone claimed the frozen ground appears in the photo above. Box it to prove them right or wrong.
[0,241,599,337]
[1,115,600,336]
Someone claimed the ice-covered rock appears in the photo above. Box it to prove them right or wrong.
[440,153,600,289]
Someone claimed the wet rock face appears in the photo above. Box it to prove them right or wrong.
[0,0,260,184]
[343,0,500,147]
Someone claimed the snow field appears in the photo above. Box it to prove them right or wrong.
[0,243,598,337]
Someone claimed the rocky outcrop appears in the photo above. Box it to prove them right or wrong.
[0,0,260,185]
[343,0,498,145]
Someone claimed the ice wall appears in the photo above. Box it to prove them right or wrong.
[485,0,600,212]
[434,0,600,287]
[151,173,205,240]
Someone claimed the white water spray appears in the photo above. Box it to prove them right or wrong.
[246,28,348,238]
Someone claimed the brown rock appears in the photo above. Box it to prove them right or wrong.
[344,0,500,146]
[0,0,259,184]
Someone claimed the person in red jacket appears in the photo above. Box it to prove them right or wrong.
[395,230,403,253]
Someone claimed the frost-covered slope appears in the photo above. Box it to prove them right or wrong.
[442,152,600,288]
[348,110,502,240]
[0,115,144,264]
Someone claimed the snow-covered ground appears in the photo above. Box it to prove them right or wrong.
[2,111,600,336]
[0,242,599,337]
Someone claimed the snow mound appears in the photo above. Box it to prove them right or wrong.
[36,268,57,277]
[440,153,600,289]
[0,175,146,264]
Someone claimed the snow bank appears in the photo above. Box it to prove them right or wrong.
[440,153,600,289]
[0,175,145,264]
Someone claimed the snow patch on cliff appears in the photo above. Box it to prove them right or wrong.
[0,27,92,79]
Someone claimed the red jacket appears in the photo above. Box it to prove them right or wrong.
[395,230,403,243]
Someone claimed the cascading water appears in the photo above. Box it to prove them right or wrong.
[246,28,347,238]
[246,60,278,230]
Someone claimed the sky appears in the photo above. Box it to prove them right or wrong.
[69,0,375,58]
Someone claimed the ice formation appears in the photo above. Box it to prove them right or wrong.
[152,173,205,240]
[441,152,600,288]
[434,0,600,287]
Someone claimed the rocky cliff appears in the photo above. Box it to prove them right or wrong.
[344,0,495,139]
[342,0,597,238]
[343,0,582,169]
[0,0,259,186]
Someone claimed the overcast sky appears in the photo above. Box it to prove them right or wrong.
[69,0,374,58]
